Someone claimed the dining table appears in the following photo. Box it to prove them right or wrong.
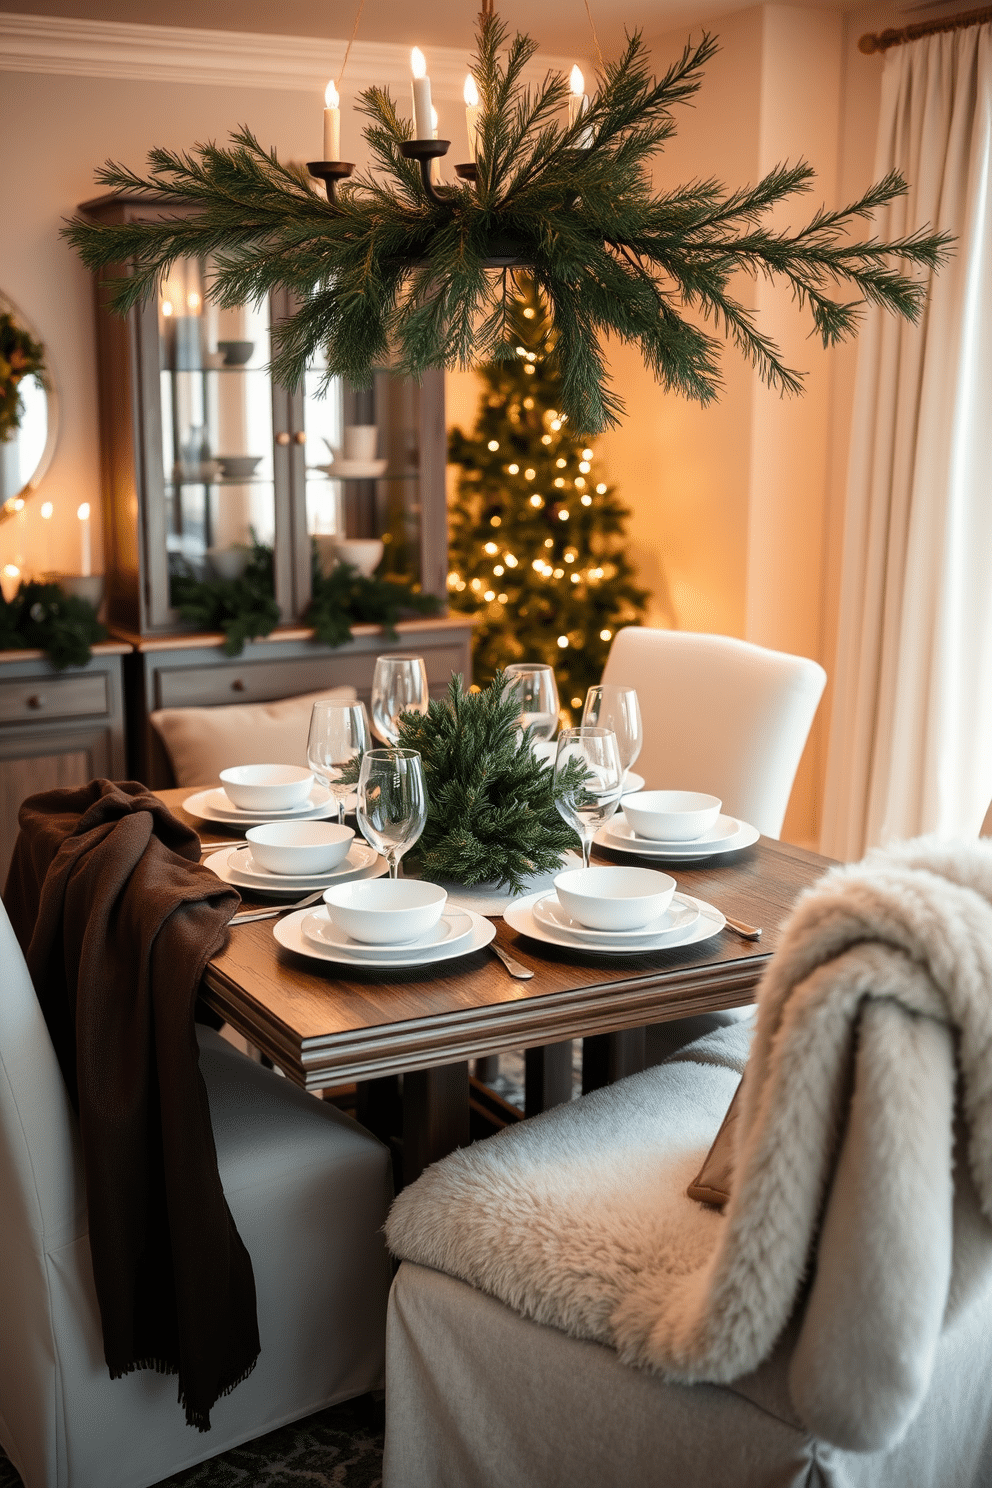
[161,786,833,1185]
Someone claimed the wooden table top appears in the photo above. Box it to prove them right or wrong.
[163,789,831,1090]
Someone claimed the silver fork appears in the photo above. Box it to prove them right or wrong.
[228,890,324,926]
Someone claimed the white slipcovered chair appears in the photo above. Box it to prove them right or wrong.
[601,627,827,838]
[0,898,392,1488]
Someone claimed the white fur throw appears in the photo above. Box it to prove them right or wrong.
[386,837,992,1450]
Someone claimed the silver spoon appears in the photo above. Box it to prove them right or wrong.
[723,915,762,941]
[229,890,324,925]
[490,943,534,979]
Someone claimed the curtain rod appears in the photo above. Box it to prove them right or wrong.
[859,4,992,53]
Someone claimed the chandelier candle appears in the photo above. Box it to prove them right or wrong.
[77,503,92,578]
[464,75,480,160]
[568,65,587,127]
[410,48,433,139]
[323,80,340,161]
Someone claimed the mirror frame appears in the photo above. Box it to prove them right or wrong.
[0,291,59,520]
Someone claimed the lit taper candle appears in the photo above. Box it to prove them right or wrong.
[464,75,480,160]
[411,47,433,139]
[77,502,92,578]
[323,79,341,160]
[568,65,587,127]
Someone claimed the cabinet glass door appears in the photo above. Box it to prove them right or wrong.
[157,256,276,591]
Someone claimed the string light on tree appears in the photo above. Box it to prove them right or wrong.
[448,277,648,721]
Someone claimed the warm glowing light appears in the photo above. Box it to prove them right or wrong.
[558,508,569,520]
[487,439,499,451]
[575,477,586,489]
[471,577,483,590]
[484,590,496,601]
[13,498,25,511]
[554,478,565,488]
[582,448,594,459]
[516,345,527,355]
[325,79,339,108]
[557,634,569,647]
[490,515,502,526]
[2,564,20,579]
[581,494,592,505]
[484,541,498,554]
[600,629,612,641]
[571,573,580,583]
[493,565,504,575]
[523,397,535,409]
[541,435,552,445]
[77,503,91,521]
[411,47,427,79]
[524,468,536,479]
[555,458,567,468]
[40,502,53,519]
[524,364,535,375]
[569,64,585,96]
[187,292,201,310]
[532,558,543,570]
[523,307,536,318]
[579,461,591,473]
[596,482,608,493]
[464,75,479,107]
[498,593,508,603]
[505,553,518,567]
[162,301,173,317]
[553,568,564,578]
[530,494,543,508]
[550,419,562,431]
[564,553,574,563]
[507,463,519,474]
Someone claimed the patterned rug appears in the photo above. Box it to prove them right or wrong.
[0,1394,384,1487]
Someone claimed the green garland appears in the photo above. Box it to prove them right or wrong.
[0,311,47,444]
[340,672,587,891]
[169,537,440,656]
[0,580,107,670]
[64,21,950,435]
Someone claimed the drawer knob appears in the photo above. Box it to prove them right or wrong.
[294,430,307,445]
[275,432,291,446]
[231,679,247,693]
[26,694,44,710]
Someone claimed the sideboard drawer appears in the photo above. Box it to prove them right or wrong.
[0,674,109,724]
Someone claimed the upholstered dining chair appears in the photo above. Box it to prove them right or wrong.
[382,833,992,1487]
[600,627,827,838]
[0,898,392,1488]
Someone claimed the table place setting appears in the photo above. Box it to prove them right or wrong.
[184,764,340,826]
[274,879,496,969]
[594,790,760,861]
[503,864,726,954]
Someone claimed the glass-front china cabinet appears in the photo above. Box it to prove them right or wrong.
[81,192,448,637]
[80,193,465,785]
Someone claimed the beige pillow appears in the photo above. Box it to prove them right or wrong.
[150,686,357,787]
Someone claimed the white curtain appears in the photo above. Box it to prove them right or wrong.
[822,24,992,861]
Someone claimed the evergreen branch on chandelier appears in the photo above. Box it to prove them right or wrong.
[64,17,953,433]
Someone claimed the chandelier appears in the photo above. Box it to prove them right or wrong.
[66,7,949,434]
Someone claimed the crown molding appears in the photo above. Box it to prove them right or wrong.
[0,11,577,100]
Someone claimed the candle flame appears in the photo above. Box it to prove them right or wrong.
[569,64,585,95]
[187,291,201,311]
[13,498,25,512]
[41,502,53,519]
[464,74,479,107]
[411,46,427,79]
[325,79,339,108]
[2,565,20,579]
[161,301,173,317]
[77,503,90,522]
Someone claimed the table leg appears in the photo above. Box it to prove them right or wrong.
[581,1029,646,1094]
[356,1075,402,1144]
[525,1041,573,1117]
[474,1055,501,1084]
[403,1061,470,1186]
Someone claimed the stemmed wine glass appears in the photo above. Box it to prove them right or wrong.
[505,662,560,743]
[356,748,428,879]
[553,726,624,868]
[306,699,371,824]
[370,655,430,745]
[581,685,643,788]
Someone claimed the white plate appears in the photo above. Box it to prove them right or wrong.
[274,906,495,967]
[185,785,336,825]
[504,891,724,954]
[317,458,389,479]
[621,771,646,797]
[532,891,700,944]
[532,745,644,800]
[205,843,386,894]
[598,818,760,859]
[303,906,474,959]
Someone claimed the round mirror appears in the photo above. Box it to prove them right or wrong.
[0,293,58,519]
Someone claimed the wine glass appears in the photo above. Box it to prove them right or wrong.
[581,685,643,787]
[505,662,560,743]
[307,699,370,824]
[370,655,430,745]
[356,748,428,878]
[553,726,624,868]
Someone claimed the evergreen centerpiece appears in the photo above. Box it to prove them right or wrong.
[347,672,586,891]
[64,21,950,435]
[0,579,107,670]
[448,278,648,715]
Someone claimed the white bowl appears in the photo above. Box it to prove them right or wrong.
[219,764,315,812]
[323,878,447,945]
[554,865,676,931]
[621,791,722,843]
[245,821,354,876]
[334,538,385,577]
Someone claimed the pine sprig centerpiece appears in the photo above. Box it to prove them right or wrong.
[64,20,951,434]
[376,673,586,891]
[0,580,107,670]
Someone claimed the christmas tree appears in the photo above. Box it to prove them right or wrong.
[447,280,649,720]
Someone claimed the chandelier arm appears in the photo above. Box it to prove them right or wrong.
[399,140,452,206]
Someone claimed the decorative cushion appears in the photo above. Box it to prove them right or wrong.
[150,686,357,786]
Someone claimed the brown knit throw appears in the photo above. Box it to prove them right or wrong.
[2,779,258,1430]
